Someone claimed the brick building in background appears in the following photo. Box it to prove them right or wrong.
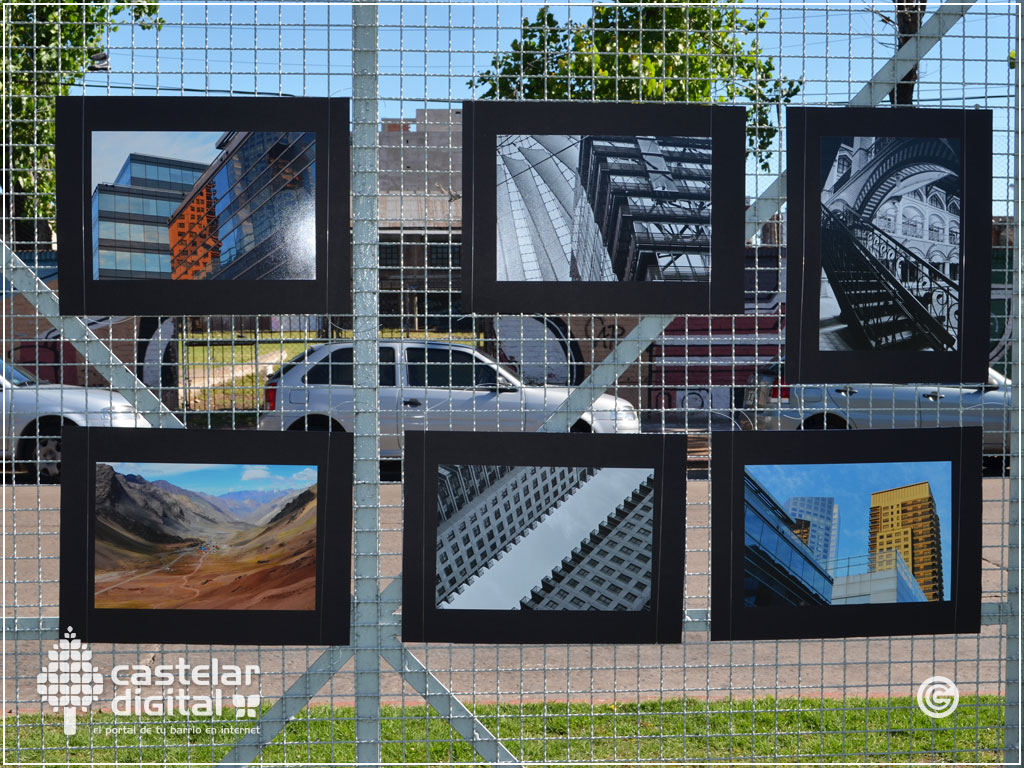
[378,109,463,329]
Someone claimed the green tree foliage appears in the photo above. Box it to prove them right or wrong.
[472,1,800,171]
[3,3,162,249]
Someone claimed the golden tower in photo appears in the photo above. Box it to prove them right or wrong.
[869,481,943,602]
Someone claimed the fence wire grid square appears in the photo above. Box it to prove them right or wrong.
[1,1,1020,765]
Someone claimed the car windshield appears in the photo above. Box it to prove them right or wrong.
[469,347,521,386]
[988,369,1010,388]
[2,361,37,386]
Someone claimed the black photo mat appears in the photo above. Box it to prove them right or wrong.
[60,426,352,645]
[786,107,992,384]
[710,427,982,642]
[462,101,747,315]
[402,431,686,644]
[56,96,350,315]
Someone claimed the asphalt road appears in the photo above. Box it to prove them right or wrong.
[4,479,1011,715]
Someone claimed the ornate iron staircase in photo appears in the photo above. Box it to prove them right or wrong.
[847,136,961,216]
[820,205,958,351]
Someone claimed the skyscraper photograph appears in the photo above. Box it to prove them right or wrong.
[818,135,961,352]
[435,464,656,612]
[495,134,712,283]
[91,129,316,281]
[744,461,952,607]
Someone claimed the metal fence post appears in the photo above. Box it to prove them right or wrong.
[1004,64,1021,760]
[1,3,1016,765]
[351,1,383,763]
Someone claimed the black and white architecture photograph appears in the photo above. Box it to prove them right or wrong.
[495,134,712,283]
[786,107,992,384]
[435,464,655,612]
[462,101,746,315]
[402,431,686,644]
[819,135,962,353]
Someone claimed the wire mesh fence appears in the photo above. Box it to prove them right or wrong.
[2,1,1019,764]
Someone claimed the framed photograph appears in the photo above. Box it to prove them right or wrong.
[786,107,992,383]
[60,426,352,645]
[402,431,686,644]
[461,101,746,315]
[56,96,350,315]
[710,427,982,641]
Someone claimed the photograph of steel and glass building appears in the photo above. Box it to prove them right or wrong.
[91,130,315,280]
[435,464,656,611]
[819,136,961,352]
[744,461,952,607]
[495,135,712,283]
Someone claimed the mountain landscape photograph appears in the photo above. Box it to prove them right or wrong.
[93,462,318,611]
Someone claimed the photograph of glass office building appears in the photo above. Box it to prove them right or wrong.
[743,461,951,607]
[90,130,315,280]
[819,136,961,352]
[495,135,712,283]
[435,464,655,611]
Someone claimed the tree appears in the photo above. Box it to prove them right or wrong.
[472,1,801,171]
[3,3,161,251]
[875,2,927,104]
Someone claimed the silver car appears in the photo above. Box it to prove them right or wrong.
[745,359,1012,456]
[2,361,146,482]
[258,340,641,456]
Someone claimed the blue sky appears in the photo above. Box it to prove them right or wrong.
[91,131,221,186]
[105,462,317,496]
[748,460,953,598]
[74,3,1015,211]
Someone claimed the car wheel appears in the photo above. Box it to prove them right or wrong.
[287,416,345,432]
[800,414,849,430]
[18,420,64,484]
[983,455,1010,478]
[570,420,592,433]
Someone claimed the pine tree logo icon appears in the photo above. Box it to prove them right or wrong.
[36,626,103,735]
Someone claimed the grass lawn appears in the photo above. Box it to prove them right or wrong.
[184,372,265,412]
[180,335,309,368]
[180,329,481,368]
[5,696,1004,764]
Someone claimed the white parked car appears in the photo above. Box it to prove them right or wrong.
[258,341,641,455]
[745,358,1012,457]
[1,361,145,482]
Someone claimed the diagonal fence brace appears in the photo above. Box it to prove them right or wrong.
[542,1,976,434]
[208,3,976,765]
[2,243,183,428]
[218,646,356,765]
[380,646,523,767]
[745,2,975,243]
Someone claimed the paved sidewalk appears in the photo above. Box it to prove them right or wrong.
[4,479,1009,714]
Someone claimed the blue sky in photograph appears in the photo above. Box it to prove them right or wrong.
[747,461,953,598]
[91,131,221,186]
[443,466,653,610]
[104,462,317,497]
[72,3,1014,209]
